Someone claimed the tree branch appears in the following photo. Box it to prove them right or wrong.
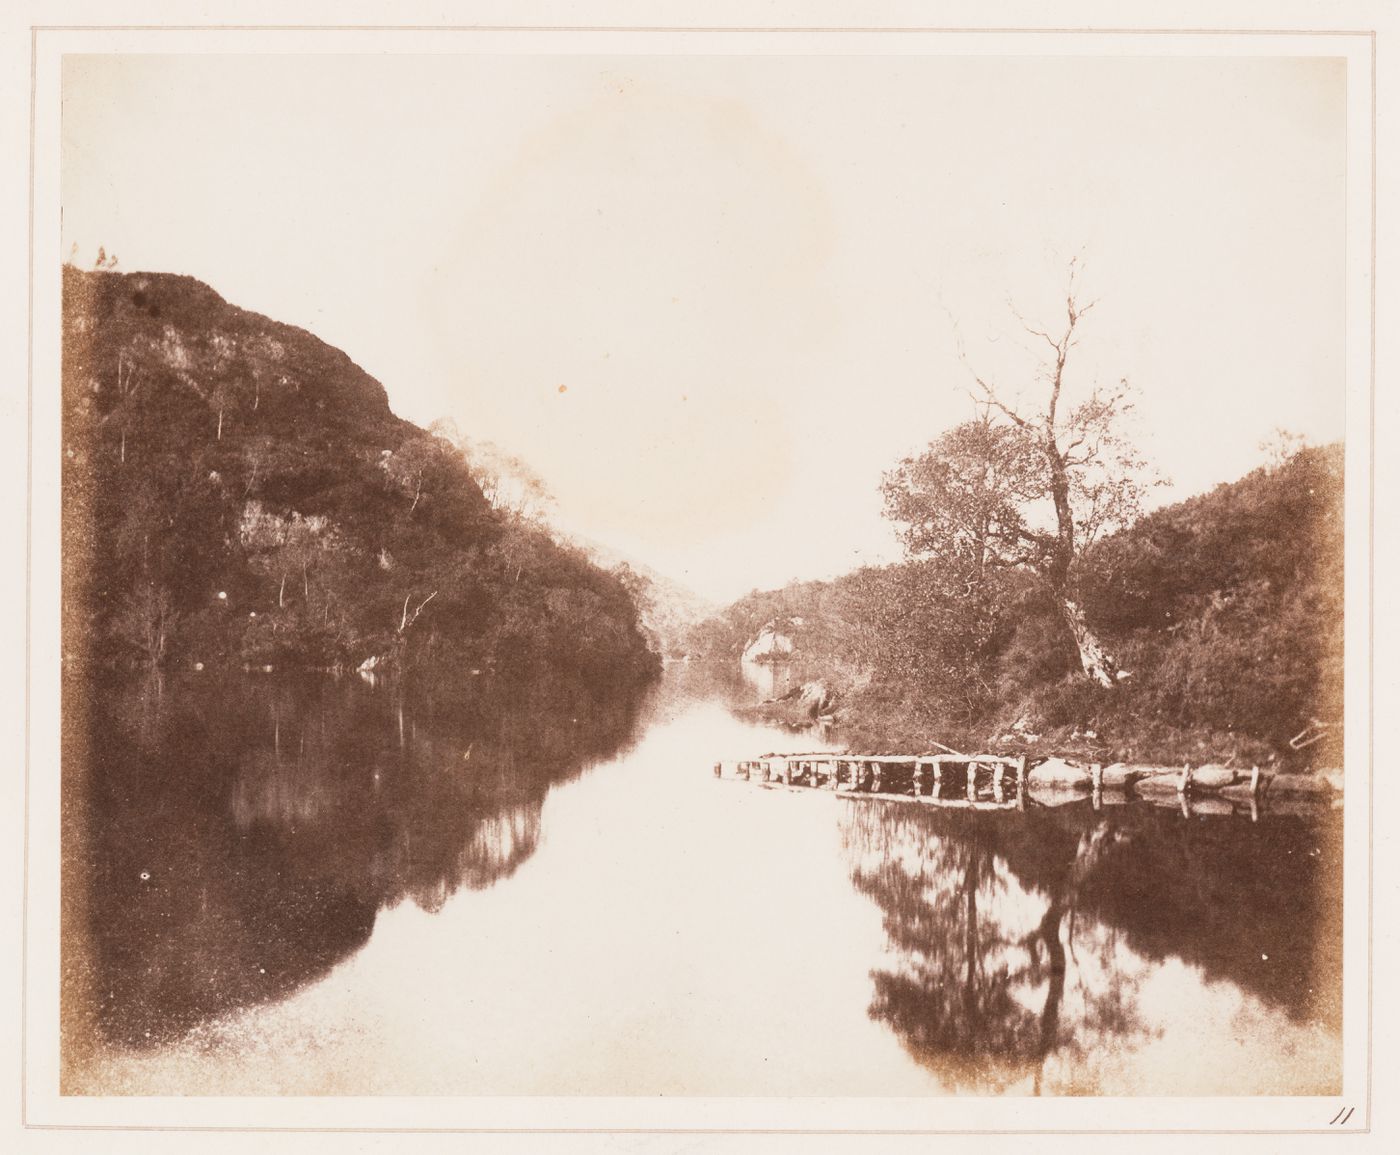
[398,590,438,633]
[1009,301,1064,358]
[968,378,1031,430]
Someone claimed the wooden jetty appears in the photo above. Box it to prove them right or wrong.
[712,752,1341,816]
[712,752,1030,810]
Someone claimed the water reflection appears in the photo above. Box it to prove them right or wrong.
[842,800,1343,1094]
[738,657,793,701]
[62,663,1344,1097]
[62,667,651,1066]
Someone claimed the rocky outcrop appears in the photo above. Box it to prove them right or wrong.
[741,622,794,664]
[1024,757,1343,801]
[739,680,835,728]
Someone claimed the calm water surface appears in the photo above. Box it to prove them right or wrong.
[62,663,1342,1096]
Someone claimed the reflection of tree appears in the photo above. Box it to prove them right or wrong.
[61,667,649,1065]
[848,799,1344,1093]
[845,805,1148,1094]
[859,841,1038,1087]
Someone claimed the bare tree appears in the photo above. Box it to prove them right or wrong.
[885,261,1155,687]
[380,435,448,515]
[210,380,235,441]
[101,349,143,464]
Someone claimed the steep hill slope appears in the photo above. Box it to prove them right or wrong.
[61,267,659,684]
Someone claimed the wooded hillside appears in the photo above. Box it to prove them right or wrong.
[61,268,660,685]
[690,444,1344,765]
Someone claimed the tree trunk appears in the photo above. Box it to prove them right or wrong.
[1044,434,1076,594]
[1061,597,1116,688]
[1042,429,1117,687]
[963,852,981,1015]
[217,407,224,440]
[279,572,286,609]
[1030,901,1067,1096]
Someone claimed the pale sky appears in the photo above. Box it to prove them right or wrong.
[61,53,1346,602]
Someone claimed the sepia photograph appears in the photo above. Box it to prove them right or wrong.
[9,2,1397,1146]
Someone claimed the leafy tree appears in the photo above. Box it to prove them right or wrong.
[882,416,1043,589]
[380,433,451,515]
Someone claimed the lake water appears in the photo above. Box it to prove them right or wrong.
[61,663,1342,1096]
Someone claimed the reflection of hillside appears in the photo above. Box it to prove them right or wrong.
[996,804,1344,1030]
[842,801,1341,1093]
[62,669,649,1059]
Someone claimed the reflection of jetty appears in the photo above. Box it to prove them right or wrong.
[713,753,1342,817]
[715,753,1028,809]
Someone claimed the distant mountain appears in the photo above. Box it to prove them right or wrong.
[61,266,660,685]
